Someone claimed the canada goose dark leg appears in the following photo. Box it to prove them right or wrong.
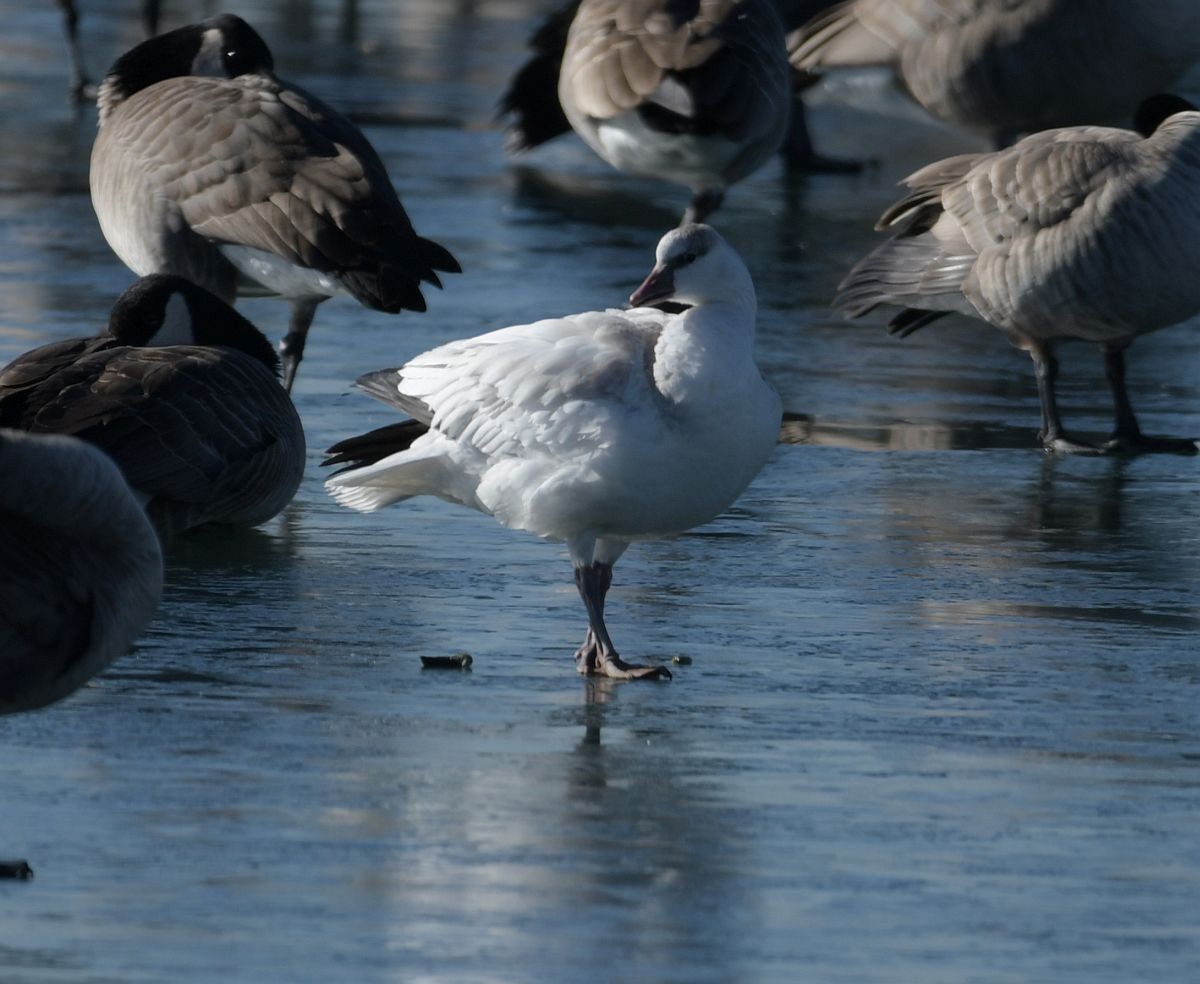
[683,189,724,226]
[141,0,161,36]
[1031,346,1101,453]
[56,0,94,102]
[781,97,865,174]
[573,563,671,681]
[1101,343,1197,454]
[279,297,323,393]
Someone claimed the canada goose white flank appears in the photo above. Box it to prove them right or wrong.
[0,275,307,533]
[89,13,461,390]
[501,0,792,223]
[836,96,1200,454]
[326,224,781,679]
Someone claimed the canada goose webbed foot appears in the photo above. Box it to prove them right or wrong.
[1039,431,1107,455]
[682,189,724,226]
[1102,433,1199,455]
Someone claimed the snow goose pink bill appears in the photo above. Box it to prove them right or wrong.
[325,224,782,680]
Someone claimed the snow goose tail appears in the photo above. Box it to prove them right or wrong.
[0,275,307,534]
[788,0,1200,149]
[90,13,460,391]
[502,0,792,224]
[326,224,781,680]
[1,429,162,715]
[835,98,1200,454]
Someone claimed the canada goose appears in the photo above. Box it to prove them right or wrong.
[500,0,793,223]
[789,0,1200,148]
[89,13,461,391]
[836,98,1200,453]
[0,275,307,532]
[1,428,162,715]
[325,225,781,679]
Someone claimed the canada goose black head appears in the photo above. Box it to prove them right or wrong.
[97,14,274,119]
[107,275,282,377]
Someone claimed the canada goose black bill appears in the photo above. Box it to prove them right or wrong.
[90,13,460,391]
[0,275,308,533]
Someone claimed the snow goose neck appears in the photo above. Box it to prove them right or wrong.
[326,224,781,679]
[501,0,792,223]
[835,99,1200,453]
[90,13,460,391]
[0,275,307,533]
[789,0,1200,148]
[0,429,162,715]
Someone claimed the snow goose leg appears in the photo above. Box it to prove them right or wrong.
[279,297,324,393]
[1101,343,1198,454]
[571,538,671,682]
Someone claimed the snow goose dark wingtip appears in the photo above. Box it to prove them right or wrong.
[326,225,781,679]
[90,14,459,391]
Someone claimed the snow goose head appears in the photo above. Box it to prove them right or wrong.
[629,224,754,310]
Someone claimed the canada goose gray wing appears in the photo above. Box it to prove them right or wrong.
[836,125,1149,325]
[94,75,456,315]
[0,430,162,714]
[562,0,789,145]
[793,1,1200,142]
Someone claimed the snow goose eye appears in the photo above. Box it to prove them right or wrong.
[683,251,698,265]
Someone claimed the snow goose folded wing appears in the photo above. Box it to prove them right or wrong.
[0,275,307,533]
[326,224,782,680]
[90,13,460,391]
[835,99,1200,453]
[0,429,162,715]
[501,0,792,223]
[789,0,1200,148]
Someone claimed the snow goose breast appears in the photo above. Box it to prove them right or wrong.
[836,100,1200,453]
[89,13,460,391]
[0,275,307,533]
[326,224,781,679]
[789,0,1200,148]
[1,429,162,715]
[501,0,792,223]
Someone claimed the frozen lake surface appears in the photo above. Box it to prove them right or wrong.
[1,2,1199,981]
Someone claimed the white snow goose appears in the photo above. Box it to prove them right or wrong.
[836,96,1200,454]
[325,224,782,679]
[89,13,460,391]
[0,275,307,533]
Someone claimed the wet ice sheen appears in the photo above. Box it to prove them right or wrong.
[1,1,1199,982]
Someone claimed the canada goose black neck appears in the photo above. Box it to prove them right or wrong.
[97,14,274,123]
[108,275,283,376]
